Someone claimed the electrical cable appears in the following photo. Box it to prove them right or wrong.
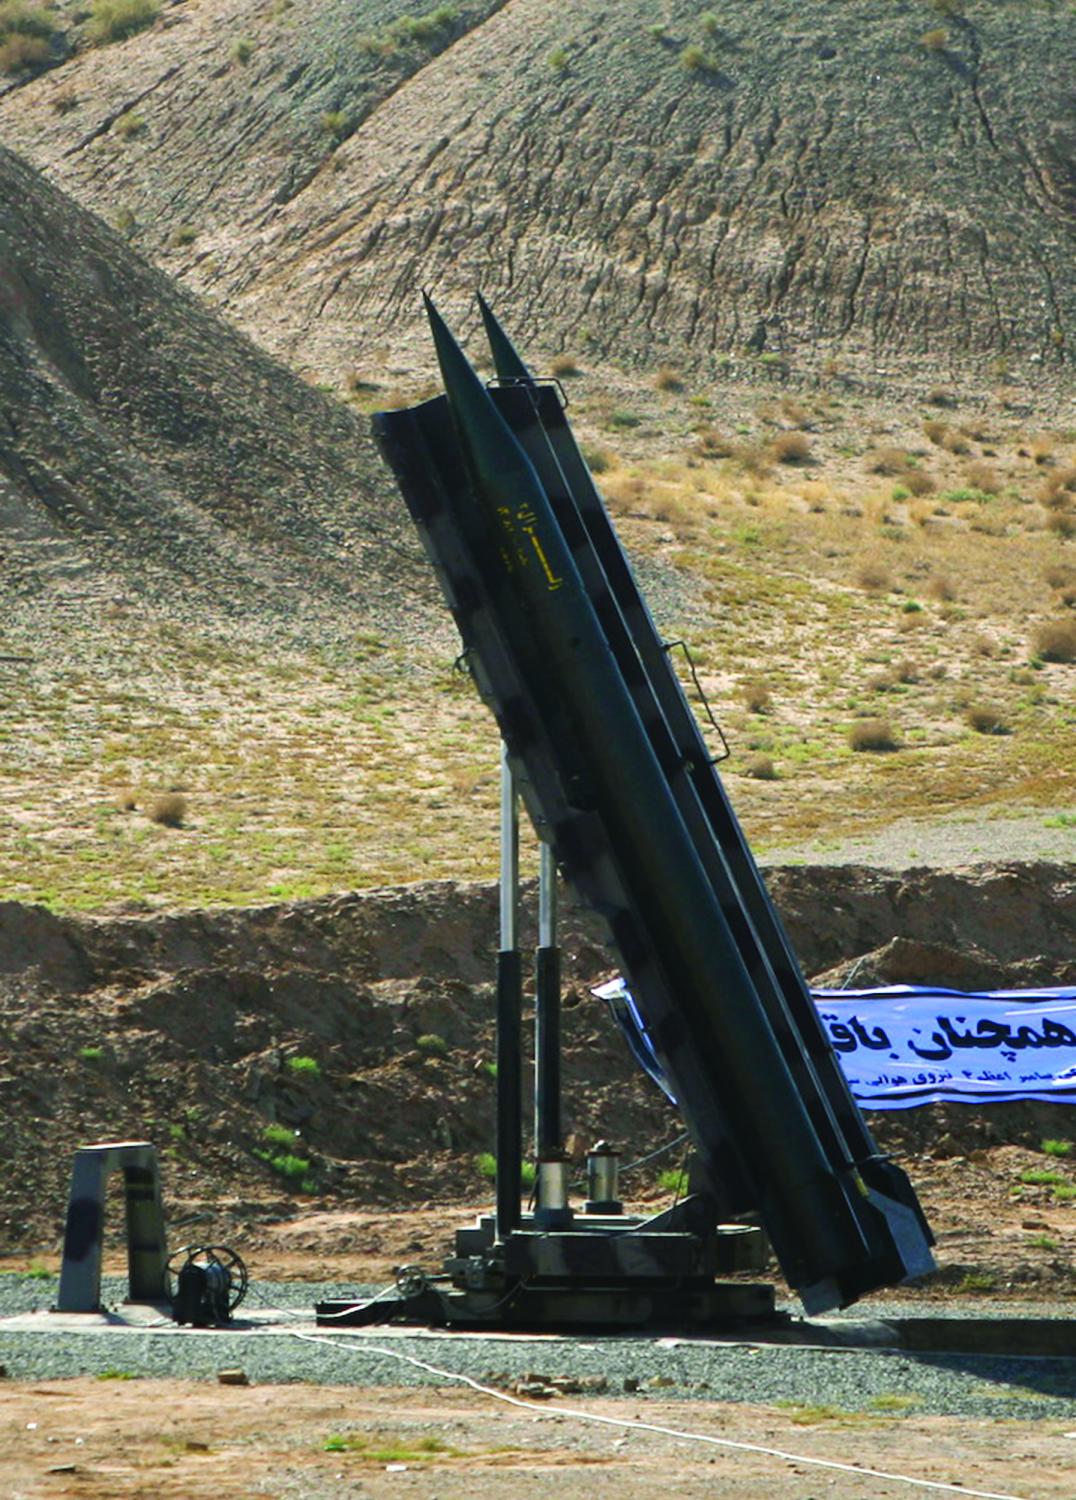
[281,1329,1032,1500]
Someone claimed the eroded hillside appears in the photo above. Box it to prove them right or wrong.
[2,0,1073,391]
[0,143,429,642]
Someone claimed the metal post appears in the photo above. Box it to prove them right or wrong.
[535,840,562,1158]
[495,742,523,1240]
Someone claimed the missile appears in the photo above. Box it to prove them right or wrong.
[423,296,897,1306]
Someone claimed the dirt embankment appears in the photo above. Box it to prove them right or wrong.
[0,862,1073,1288]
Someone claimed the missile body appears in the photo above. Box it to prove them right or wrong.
[374,299,935,1310]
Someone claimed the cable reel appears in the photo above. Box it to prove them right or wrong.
[167,1244,248,1327]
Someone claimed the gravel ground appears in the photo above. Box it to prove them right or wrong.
[2,1277,1074,1422]
[766,810,1076,870]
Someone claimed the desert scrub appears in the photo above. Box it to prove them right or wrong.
[113,110,144,139]
[654,365,683,392]
[321,110,353,142]
[680,43,718,72]
[740,680,772,713]
[0,0,56,71]
[771,432,811,465]
[848,718,900,753]
[549,354,580,377]
[1034,619,1076,663]
[745,754,777,780]
[168,224,198,248]
[547,44,568,70]
[149,792,186,826]
[230,37,253,64]
[88,0,158,44]
[415,1032,448,1055]
[965,704,1009,735]
[1041,1139,1071,1157]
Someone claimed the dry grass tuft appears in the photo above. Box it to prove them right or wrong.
[941,429,972,455]
[740,681,772,714]
[745,754,777,780]
[149,792,188,828]
[869,447,909,476]
[780,398,811,429]
[1045,564,1075,591]
[1046,511,1076,539]
[903,469,935,496]
[927,574,957,602]
[654,365,684,393]
[927,387,958,409]
[582,443,616,475]
[965,704,1009,735]
[550,354,581,378]
[694,427,735,459]
[849,718,900,753]
[856,558,892,592]
[114,788,138,812]
[771,432,811,465]
[735,442,773,477]
[923,420,948,446]
[1035,619,1076,663]
[966,461,1001,495]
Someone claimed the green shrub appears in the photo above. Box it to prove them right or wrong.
[262,1122,296,1147]
[1041,1138,1072,1157]
[321,110,353,142]
[264,1153,310,1180]
[680,44,713,71]
[658,1167,688,1195]
[78,1045,103,1062]
[230,37,253,64]
[114,111,144,139]
[1019,1168,1064,1186]
[476,1151,536,1187]
[88,0,158,44]
[547,45,568,70]
[416,1032,448,1055]
[287,1055,320,1077]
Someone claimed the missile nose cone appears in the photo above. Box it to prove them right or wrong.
[477,293,531,383]
[421,296,538,499]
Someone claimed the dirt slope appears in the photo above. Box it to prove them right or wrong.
[3,0,1073,390]
[0,143,429,645]
[1,862,1073,1288]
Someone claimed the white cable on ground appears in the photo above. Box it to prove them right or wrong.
[285,1329,1031,1500]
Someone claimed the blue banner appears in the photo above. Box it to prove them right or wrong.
[594,979,1076,1109]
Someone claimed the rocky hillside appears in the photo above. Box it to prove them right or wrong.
[2,0,1073,391]
[0,143,429,646]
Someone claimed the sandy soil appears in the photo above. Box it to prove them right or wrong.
[2,1378,1073,1500]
